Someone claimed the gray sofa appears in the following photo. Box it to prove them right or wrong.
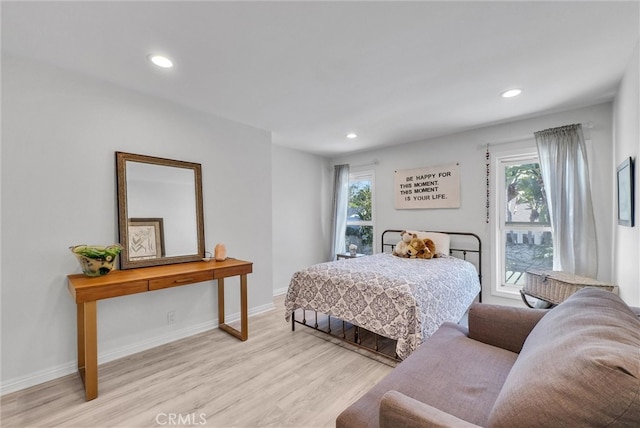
[336,288,640,427]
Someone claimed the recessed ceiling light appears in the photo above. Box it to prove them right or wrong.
[346,133,358,139]
[501,88,522,98]
[148,54,173,69]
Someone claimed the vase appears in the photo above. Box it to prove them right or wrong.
[70,244,122,277]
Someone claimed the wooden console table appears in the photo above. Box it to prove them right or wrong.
[67,258,253,401]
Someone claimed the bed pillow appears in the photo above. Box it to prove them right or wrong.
[406,231,450,256]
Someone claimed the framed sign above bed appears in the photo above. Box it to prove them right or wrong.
[394,163,460,209]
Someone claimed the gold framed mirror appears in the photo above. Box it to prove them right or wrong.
[116,152,205,269]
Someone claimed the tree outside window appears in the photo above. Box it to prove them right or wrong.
[502,160,553,286]
[346,172,374,254]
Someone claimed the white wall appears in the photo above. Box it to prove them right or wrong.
[1,55,274,393]
[330,103,615,306]
[613,41,640,306]
[271,145,330,295]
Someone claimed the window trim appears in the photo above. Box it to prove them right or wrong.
[346,169,376,254]
[490,146,547,299]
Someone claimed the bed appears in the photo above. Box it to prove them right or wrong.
[284,230,481,360]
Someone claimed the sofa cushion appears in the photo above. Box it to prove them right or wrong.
[468,303,547,353]
[379,390,482,428]
[489,288,640,427]
[336,323,518,428]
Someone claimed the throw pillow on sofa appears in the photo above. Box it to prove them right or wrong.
[488,288,640,427]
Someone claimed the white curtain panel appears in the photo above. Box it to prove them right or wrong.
[330,164,350,261]
[535,124,598,277]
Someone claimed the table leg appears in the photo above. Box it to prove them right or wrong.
[217,277,225,326]
[240,274,248,340]
[77,301,98,400]
[217,275,248,341]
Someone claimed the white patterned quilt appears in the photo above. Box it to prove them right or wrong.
[284,253,480,359]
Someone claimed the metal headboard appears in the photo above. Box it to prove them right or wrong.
[381,229,482,302]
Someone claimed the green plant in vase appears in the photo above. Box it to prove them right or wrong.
[70,244,123,277]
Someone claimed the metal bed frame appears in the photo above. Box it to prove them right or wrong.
[380,230,482,302]
[290,230,482,361]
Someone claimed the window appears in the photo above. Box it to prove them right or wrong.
[492,150,553,298]
[346,171,375,255]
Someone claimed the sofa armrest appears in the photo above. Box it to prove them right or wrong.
[379,391,481,428]
[467,303,547,353]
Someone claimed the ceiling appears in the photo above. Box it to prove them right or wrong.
[2,1,639,156]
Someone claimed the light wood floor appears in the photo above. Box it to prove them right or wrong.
[1,295,394,428]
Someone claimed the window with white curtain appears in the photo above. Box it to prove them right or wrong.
[345,170,375,255]
[492,148,554,298]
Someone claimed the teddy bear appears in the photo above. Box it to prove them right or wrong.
[421,238,437,259]
[392,230,413,258]
[407,237,437,259]
[407,236,426,258]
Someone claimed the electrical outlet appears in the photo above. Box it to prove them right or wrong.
[167,310,176,325]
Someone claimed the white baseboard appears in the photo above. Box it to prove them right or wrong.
[0,362,78,397]
[98,319,218,365]
[0,302,275,396]
[273,286,288,296]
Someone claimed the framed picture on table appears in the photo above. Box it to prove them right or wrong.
[128,218,165,260]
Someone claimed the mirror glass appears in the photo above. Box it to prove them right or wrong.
[116,152,205,269]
